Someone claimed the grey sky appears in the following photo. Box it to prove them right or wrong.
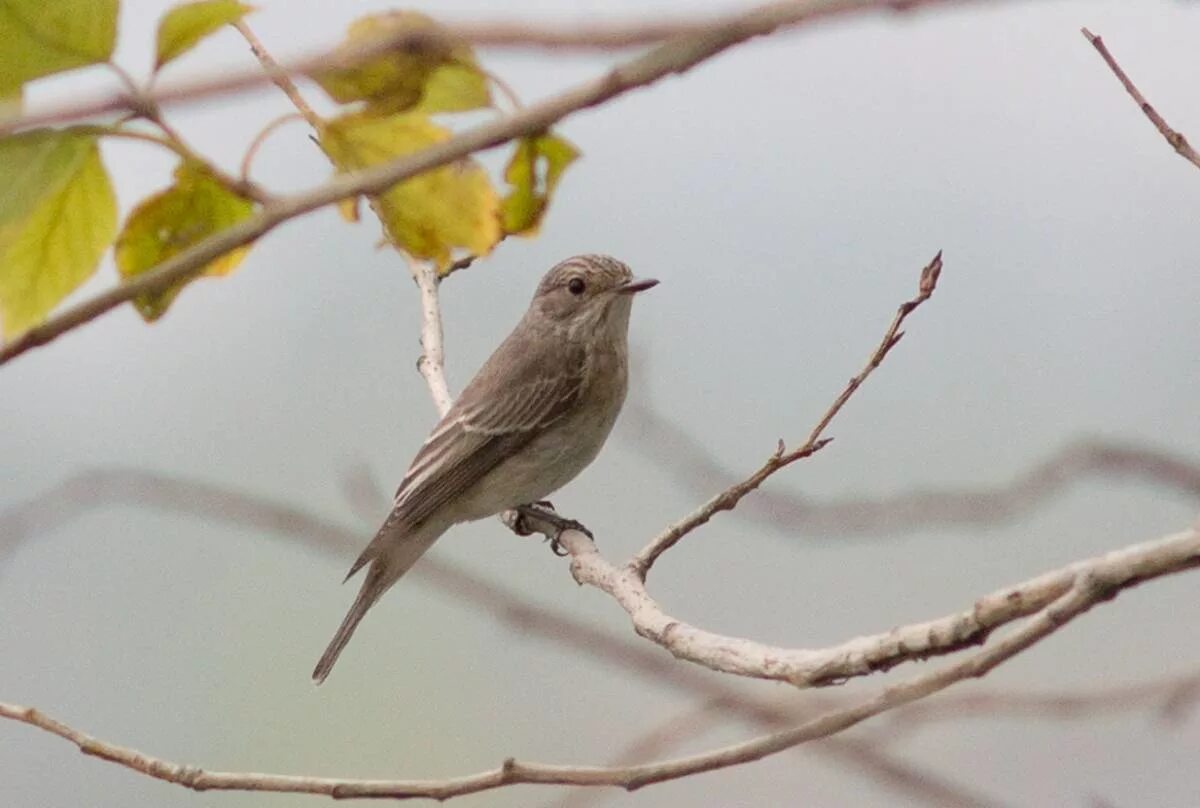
[2,1,1199,806]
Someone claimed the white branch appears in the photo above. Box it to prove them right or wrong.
[2,523,1192,799]
[407,258,453,417]
[548,523,1200,686]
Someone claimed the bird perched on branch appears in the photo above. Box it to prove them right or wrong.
[314,254,658,683]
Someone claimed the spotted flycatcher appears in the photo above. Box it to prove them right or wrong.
[313,254,657,683]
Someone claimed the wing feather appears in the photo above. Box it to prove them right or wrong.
[389,364,585,530]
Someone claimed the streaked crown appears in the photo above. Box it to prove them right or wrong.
[535,254,632,298]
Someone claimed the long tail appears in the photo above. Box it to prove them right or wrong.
[312,529,439,684]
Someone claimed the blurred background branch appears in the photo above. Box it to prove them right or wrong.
[623,410,1200,537]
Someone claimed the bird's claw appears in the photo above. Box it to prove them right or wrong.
[546,517,593,556]
[513,502,594,556]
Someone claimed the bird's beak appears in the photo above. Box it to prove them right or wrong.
[616,277,660,295]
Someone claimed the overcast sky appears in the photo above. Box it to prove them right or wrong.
[3,2,1200,806]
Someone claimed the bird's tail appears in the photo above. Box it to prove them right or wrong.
[312,528,439,684]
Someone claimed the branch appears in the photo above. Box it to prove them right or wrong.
[233,21,323,130]
[553,518,1200,686]
[0,469,1018,808]
[234,20,468,385]
[1081,28,1200,172]
[5,0,941,366]
[0,467,1005,808]
[630,251,942,577]
[1,1,987,135]
[621,409,1200,536]
[872,666,1200,741]
[551,703,1007,808]
[407,257,454,417]
[5,470,1196,802]
[3,529,1183,799]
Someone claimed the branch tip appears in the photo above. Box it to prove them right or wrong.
[919,251,943,295]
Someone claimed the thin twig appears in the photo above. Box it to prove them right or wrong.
[630,251,942,578]
[239,112,306,182]
[99,62,270,202]
[234,21,323,130]
[407,256,454,415]
[551,702,1007,808]
[872,667,1200,741]
[0,0,986,135]
[621,407,1200,536]
[85,125,266,201]
[1081,28,1200,172]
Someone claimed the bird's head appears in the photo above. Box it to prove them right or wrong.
[529,254,658,339]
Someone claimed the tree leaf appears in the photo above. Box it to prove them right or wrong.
[415,54,490,114]
[0,84,21,116]
[501,132,580,236]
[0,128,117,339]
[0,0,118,95]
[114,161,257,321]
[320,111,500,272]
[155,0,253,70]
[310,11,460,114]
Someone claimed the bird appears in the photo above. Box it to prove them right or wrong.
[313,254,658,683]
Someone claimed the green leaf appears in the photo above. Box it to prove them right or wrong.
[0,0,118,95]
[310,11,460,114]
[501,132,580,236]
[321,111,501,272]
[0,84,21,116]
[114,161,257,321]
[0,128,117,339]
[415,53,490,114]
[155,0,253,70]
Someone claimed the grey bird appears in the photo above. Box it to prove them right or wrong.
[313,254,658,683]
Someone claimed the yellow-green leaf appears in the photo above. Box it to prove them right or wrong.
[155,0,253,70]
[321,111,500,272]
[415,53,490,114]
[114,161,256,321]
[0,128,117,339]
[0,85,21,116]
[0,0,118,95]
[310,11,458,114]
[501,133,580,236]
[337,195,360,223]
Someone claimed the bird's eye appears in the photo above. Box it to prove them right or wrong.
[567,277,586,295]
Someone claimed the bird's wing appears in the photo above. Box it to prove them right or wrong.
[345,335,585,581]
[390,336,587,530]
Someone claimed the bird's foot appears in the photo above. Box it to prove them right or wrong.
[512,502,594,557]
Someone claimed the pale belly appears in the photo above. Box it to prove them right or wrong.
[454,353,628,522]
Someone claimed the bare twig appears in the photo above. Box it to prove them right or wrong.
[621,412,1200,536]
[7,470,1191,806]
[87,125,266,202]
[552,702,1008,808]
[234,21,323,130]
[1,0,987,135]
[239,112,306,181]
[1082,28,1200,172]
[1,542,1180,799]
[407,257,454,416]
[504,508,1200,690]
[630,251,942,577]
[872,666,1200,741]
